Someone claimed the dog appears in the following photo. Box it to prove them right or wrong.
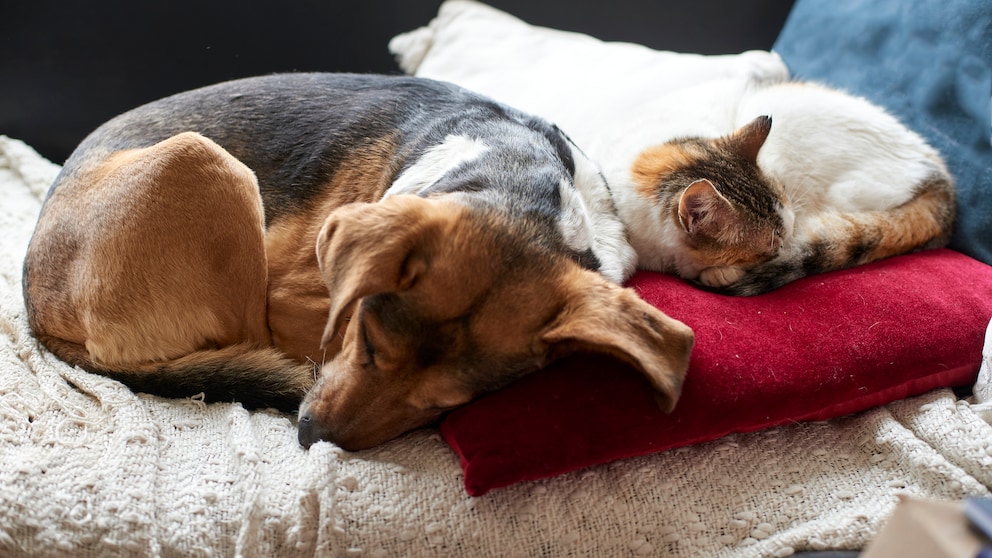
[22,73,694,451]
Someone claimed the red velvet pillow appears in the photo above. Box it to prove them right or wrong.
[441,249,992,495]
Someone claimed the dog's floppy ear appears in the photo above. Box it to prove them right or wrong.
[315,195,442,349]
[542,270,695,412]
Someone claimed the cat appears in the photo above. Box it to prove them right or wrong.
[611,79,955,295]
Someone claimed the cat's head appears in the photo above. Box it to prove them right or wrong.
[631,115,793,286]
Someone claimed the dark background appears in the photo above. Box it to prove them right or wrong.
[0,0,794,164]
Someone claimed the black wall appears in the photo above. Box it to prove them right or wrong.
[0,0,794,163]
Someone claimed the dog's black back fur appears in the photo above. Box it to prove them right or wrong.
[54,74,578,235]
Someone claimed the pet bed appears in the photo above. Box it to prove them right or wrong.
[3,131,992,558]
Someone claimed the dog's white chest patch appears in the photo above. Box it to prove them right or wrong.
[557,179,594,254]
[565,140,638,283]
[384,134,489,198]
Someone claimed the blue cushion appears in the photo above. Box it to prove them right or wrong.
[773,0,992,265]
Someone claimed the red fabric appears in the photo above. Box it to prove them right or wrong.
[441,249,992,496]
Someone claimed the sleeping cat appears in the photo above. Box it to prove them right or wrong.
[612,79,955,295]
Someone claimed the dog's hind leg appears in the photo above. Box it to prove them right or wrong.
[26,132,272,368]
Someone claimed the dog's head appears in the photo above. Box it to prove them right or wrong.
[297,194,694,451]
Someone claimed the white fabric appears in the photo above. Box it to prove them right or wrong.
[389,0,789,144]
[2,136,992,556]
[389,0,790,193]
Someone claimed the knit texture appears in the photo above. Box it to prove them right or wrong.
[2,135,992,556]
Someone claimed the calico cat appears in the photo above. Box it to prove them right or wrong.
[617,80,955,295]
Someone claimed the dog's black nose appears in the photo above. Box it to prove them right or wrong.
[297,413,319,449]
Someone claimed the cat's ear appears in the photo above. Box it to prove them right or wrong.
[727,115,772,164]
[678,179,738,239]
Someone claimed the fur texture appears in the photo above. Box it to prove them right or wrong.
[619,79,955,295]
[23,74,689,451]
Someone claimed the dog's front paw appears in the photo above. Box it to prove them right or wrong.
[699,266,746,288]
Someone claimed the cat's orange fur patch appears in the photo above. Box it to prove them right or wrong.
[688,231,780,272]
[823,174,955,268]
[631,143,703,199]
[869,177,955,258]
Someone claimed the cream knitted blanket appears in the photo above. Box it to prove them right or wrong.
[2,135,991,557]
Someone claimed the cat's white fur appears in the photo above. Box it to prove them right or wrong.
[599,78,946,282]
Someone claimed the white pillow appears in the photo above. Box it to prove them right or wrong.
[389,0,789,176]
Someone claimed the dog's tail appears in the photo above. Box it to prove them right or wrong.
[38,337,315,412]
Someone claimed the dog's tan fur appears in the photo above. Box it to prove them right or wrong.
[300,194,692,449]
[28,133,272,366]
[24,74,695,451]
[265,136,400,361]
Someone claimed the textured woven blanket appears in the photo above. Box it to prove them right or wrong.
[2,134,991,557]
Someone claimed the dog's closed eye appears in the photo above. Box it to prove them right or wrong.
[360,320,376,366]
[427,402,461,413]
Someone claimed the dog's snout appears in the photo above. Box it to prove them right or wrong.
[297,413,325,449]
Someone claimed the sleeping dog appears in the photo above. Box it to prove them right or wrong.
[22,73,694,451]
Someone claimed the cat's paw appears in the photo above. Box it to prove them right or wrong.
[699,266,747,288]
